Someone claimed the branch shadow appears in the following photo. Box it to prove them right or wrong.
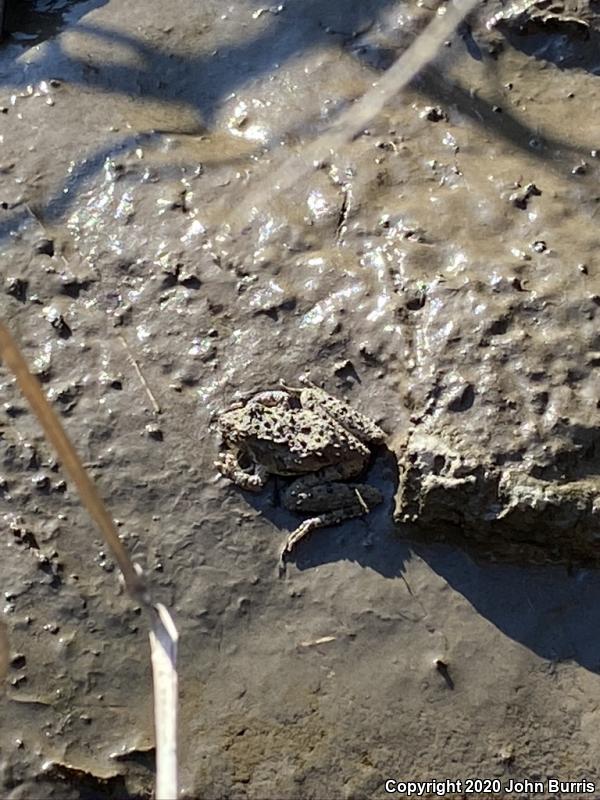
[0,0,598,250]
[1,0,399,125]
[414,65,597,166]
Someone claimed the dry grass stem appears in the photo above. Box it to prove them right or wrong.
[149,604,179,800]
[119,334,162,415]
[0,321,146,600]
[0,321,178,799]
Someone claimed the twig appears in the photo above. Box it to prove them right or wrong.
[119,334,162,415]
[354,487,370,514]
[335,184,352,245]
[0,322,145,598]
[24,203,47,231]
[0,321,178,799]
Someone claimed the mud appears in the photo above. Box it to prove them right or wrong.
[2,0,600,798]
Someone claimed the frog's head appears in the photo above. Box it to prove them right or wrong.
[215,408,247,443]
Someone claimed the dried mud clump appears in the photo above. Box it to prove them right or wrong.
[395,428,600,566]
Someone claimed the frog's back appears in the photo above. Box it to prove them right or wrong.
[300,388,386,445]
[247,407,369,475]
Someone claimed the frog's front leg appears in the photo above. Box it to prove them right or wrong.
[214,451,269,492]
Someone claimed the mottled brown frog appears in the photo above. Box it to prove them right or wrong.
[214,379,385,570]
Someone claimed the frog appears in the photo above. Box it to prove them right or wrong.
[214,378,385,571]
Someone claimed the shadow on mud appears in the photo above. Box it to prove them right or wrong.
[420,543,600,674]
[4,0,108,44]
[244,443,407,578]
[495,22,600,74]
[246,441,600,675]
[413,65,594,165]
[241,425,600,675]
[1,0,398,120]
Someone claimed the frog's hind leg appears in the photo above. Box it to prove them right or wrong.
[279,477,383,574]
[278,506,359,574]
[279,376,315,394]
[215,452,269,492]
[279,515,328,575]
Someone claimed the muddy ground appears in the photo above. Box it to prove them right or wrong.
[1,0,600,798]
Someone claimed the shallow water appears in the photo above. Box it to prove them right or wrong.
[1,0,600,797]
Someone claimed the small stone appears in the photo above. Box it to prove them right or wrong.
[44,307,72,338]
[5,276,28,301]
[10,653,26,669]
[43,623,59,634]
[510,182,541,210]
[422,106,447,122]
[31,473,50,491]
[145,424,163,441]
[4,402,26,418]
[33,237,54,256]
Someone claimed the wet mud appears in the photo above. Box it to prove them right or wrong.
[2,0,600,797]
